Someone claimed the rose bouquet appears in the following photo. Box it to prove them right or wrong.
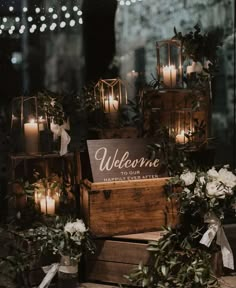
[169,166,236,221]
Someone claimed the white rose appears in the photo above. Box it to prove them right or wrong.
[73,219,87,234]
[180,171,196,186]
[206,181,225,199]
[64,222,75,234]
[207,167,219,179]
[218,168,236,188]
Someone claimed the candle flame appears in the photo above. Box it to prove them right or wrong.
[29,118,36,124]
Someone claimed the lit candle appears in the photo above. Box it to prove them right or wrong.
[40,196,55,215]
[176,130,187,144]
[163,65,177,88]
[24,118,39,154]
[104,96,119,113]
[34,188,44,205]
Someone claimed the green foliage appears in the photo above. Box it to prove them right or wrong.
[173,24,223,76]
[21,216,95,262]
[126,227,219,288]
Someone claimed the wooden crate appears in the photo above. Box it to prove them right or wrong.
[80,178,178,237]
[85,231,164,285]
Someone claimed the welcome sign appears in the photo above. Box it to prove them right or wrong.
[87,138,167,182]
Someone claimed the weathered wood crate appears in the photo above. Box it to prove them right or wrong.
[85,231,164,285]
[80,178,178,237]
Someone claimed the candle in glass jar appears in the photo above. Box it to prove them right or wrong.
[40,196,55,215]
[163,65,177,88]
[104,96,119,113]
[176,130,187,144]
[24,119,39,154]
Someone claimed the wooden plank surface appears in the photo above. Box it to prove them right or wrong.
[86,261,135,285]
[113,230,166,241]
[84,177,169,190]
[89,240,149,263]
[85,183,178,236]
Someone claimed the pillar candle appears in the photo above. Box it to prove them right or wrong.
[176,130,187,144]
[40,196,55,215]
[163,65,177,88]
[24,119,39,154]
[104,97,119,113]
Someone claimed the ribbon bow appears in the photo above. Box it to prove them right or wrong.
[50,120,71,156]
[200,212,234,270]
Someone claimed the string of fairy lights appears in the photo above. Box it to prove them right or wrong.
[0,4,83,35]
[117,0,143,6]
[0,1,142,35]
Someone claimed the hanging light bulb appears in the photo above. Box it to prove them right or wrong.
[79,18,83,25]
[15,17,20,22]
[35,7,41,14]
[52,14,58,19]
[40,16,46,21]
[48,7,54,13]
[77,10,82,16]
[69,19,76,27]
[23,7,28,13]
[65,13,70,19]
[73,6,78,12]
[9,6,14,12]
[61,6,67,11]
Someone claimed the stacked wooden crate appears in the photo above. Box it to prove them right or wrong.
[80,178,178,285]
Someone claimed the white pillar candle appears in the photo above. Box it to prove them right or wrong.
[40,196,55,215]
[176,130,187,144]
[34,188,44,205]
[24,119,39,154]
[104,96,119,113]
[163,65,177,88]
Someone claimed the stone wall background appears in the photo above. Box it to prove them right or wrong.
[115,0,235,165]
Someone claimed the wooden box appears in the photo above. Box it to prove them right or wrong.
[85,231,164,285]
[80,178,178,237]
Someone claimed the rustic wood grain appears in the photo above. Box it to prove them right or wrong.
[81,178,178,237]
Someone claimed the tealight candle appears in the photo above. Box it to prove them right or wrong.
[40,196,55,215]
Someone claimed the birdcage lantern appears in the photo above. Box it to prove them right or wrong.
[94,78,128,127]
[11,96,51,154]
[156,39,183,89]
[95,78,127,113]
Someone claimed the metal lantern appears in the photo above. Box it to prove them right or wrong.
[11,96,51,154]
[156,39,183,89]
[94,78,128,127]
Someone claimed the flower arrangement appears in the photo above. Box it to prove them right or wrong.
[24,216,95,262]
[126,166,236,287]
[168,165,236,221]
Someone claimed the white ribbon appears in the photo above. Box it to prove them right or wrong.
[38,263,59,288]
[200,212,234,270]
[50,120,71,156]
